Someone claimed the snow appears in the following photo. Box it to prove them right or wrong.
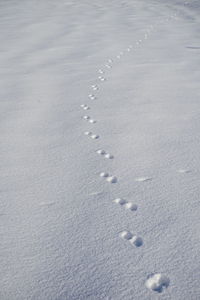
[0,0,200,299]
[145,273,170,293]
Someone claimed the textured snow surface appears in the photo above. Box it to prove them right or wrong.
[0,0,200,299]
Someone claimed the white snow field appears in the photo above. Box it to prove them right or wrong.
[0,0,200,299]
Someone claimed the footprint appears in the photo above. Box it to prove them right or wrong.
[96,149,106,155]
[105,153,114,159]
[88,94,96,100]
[98,76,106,81]
[125,202,138,211]
[81,104,90,110]
[108,59,113,63]
[100,172,109,178]
[82,116,96,123]
[96,149,114,159]
[120,230,133,240]
[84,132,99,139]
[91,85,99,91]
[129,235,143,247]
[98,69,104,74]
[99,173,117,183]
[82,115,90,120]
[89,119,96,124]
[91,134,99,139]
[106,176,117,183]
[105,64,112,69]
[84,131,92,136]
[120,231,143,247]
[113,198,127,205]
[145,273,170,293]
[113,198,137,211]
[135,177,152,182]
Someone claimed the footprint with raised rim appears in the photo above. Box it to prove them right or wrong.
[145,273,170,293]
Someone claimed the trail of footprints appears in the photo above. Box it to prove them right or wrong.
[79,8,188,293]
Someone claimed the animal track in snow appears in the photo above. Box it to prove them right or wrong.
[84,131,99,139]
[96,149,114,159]
[83,115,90,120]
[120,231,143,247]
[82,116,96,124]
[99,173,117,183]
[89,119,96,124]
[145,273,170,293]
[80,104,90,110]
[113,198,127,205]
[88,94,96,100]
[105,64,112,69]
[107,176,117,183]
[96,149,106,155]
[135,177,152,182]
[129,235,143,247]
[125,202,138,211]
[100,172,109,178]
[120,230,133,240]
[113,198,138,211]
[98,69,104,74]
[98,76,106,81]
[91,85,99,91]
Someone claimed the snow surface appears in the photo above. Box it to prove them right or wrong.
[0,0,200,299]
